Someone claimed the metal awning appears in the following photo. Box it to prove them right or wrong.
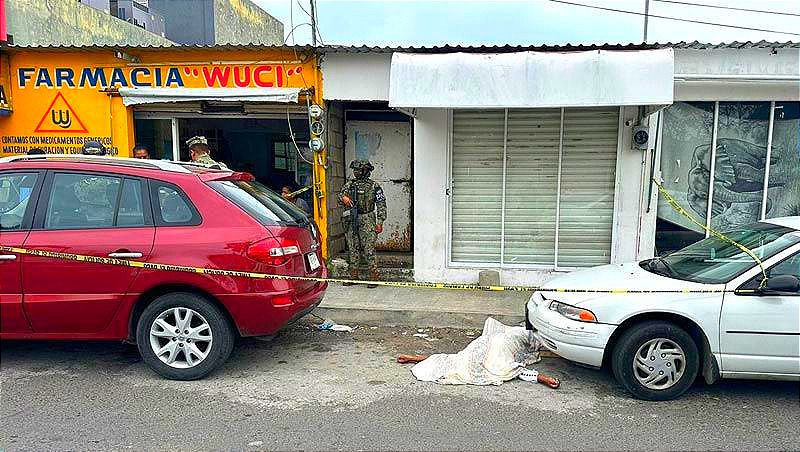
[118,87,301,106]
[389,49,674,108]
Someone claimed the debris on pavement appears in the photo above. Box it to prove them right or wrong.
[316,318,354,332]
[398,317,557,387]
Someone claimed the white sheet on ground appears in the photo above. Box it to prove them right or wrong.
[410,317,541,385]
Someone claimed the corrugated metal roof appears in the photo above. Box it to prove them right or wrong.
[2,40,798,53]
[322,41,800,52]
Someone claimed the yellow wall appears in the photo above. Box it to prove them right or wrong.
[0,48,321,157]
[0,47,330,258]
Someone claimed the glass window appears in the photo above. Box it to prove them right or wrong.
[712,102,771,230]
[766,102,800,219]
[769,252,800,279]
[209,180,308,227]
[117,179,145,227]
[45,173,121,229]
[0,172,39,230]
[657,101,800,256]
[739,251,800,292]
[656,102,715,255]
[155,184,196,225]
[273,141,297,172]
[644,222,799,284]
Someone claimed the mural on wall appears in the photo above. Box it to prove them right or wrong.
[659,102,800,234]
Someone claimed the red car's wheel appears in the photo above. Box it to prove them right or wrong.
[136,292,235,380]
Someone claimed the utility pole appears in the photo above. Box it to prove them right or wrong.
[310,0,318,46]
[643,0,650,42]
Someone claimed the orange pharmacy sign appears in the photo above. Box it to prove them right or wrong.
[0,47,322,158]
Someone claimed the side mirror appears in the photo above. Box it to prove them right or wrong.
[762,275,800,294]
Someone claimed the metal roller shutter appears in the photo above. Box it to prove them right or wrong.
[504,108,561,266]
[559,107,619,267]
[451,110,504,263]
[450,107,619,268]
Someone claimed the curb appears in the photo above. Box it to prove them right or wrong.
[313,306,525,329]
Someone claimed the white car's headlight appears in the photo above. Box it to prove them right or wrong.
[548,300,597,323]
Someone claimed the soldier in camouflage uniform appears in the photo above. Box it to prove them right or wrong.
[186,136,228,169]
[339,160,387,288]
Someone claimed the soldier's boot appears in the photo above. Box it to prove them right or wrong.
[342,268,359,286]
[366,268,380,289]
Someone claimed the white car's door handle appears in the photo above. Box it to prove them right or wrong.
[108,252,143,259]
[0,254,17,261]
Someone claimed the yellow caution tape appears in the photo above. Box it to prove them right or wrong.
[0,245,751,294]
[288,186,312,197]
[652,179,767,283]
[0,177,766,295]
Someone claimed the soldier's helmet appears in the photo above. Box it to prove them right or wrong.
[81,140,107,156]
[349,160,375,172]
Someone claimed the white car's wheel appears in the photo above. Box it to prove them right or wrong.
[136,293,235,380]
[612,321,699,401]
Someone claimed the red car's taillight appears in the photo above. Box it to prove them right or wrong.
[247,237,301,265]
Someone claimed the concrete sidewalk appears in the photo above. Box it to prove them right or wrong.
[313,283,530,329]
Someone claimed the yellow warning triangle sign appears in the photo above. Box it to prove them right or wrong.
[34,92,88,133]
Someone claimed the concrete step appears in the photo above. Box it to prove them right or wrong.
[334,253,413,269]
[329,258,415,282]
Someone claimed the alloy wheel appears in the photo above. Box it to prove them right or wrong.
[149,307,213,369]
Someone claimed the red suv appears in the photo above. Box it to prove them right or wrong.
[0,155,327,379]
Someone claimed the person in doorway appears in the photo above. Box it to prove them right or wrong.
[186,136,228,169]
[81,140,106,156]
[132,144,151,159]
[27,148,46,155]
[339,159,387,288]
[282,185,312,215]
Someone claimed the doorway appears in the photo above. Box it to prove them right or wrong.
[345,118,412,252]
[134,115,313,201]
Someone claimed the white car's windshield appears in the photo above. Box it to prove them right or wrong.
[644,223,799,284]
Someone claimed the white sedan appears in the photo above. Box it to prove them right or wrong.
[526,217,800,401]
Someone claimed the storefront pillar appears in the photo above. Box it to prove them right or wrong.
[110,95,135,157]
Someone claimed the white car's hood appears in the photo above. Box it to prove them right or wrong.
[538,261,717,306]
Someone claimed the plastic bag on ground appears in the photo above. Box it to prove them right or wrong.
[410,317,541,385]
[317,319,354,332]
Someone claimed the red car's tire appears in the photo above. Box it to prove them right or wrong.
[136,292,235,380]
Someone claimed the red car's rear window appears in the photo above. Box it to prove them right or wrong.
[209,180,309,227]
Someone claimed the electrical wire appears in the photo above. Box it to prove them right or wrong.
[652,0,800,18]
[547,0,800,37]
[297,0,325,46]
[288,0,295,45]
[287,107,314,166]
[283,23,314,45]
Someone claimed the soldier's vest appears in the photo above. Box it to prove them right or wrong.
[350,180,378,213]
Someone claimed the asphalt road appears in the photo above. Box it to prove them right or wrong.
[1,321,798,451]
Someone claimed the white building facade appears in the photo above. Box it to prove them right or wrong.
[321,42,800,286]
